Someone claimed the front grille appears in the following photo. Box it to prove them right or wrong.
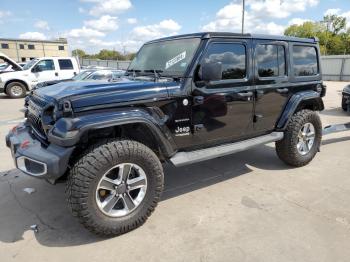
[27,95,49,140]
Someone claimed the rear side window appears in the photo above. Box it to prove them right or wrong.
[58,59,74,70]
[203,43,246,80]
[293,45,318,76]
[256,44,286,77]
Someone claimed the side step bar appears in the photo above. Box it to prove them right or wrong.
[323,122,350,135]
[170,132,284,167]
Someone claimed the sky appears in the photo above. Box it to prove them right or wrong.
[0,0,349,54]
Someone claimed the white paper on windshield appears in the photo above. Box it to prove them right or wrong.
[165,51,186,70]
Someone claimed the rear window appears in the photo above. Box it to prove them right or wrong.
[293,45,318,77]
[58,59,74,70]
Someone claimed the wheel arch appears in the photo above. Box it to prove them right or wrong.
[276,91,324,130]
[48,108,177,160]
[5,79,30,91]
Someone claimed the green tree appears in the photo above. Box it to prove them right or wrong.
[284,14,350,55]
[71,49,88,58]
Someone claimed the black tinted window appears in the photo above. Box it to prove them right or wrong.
[58,45,65,50]
[1,43,9,49]
[293,45,318,76]
[28,44,35,50]
[19,44,25,49]
[58,59,74,70]
[203,43,246,80]
[256,44,286,77]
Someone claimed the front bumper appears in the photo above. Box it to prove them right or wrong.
[343,92,350,111]
[6,122,74,181]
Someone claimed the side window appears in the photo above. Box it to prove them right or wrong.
[35,59,55,71]
[58,59,74,70]
[293,45,318,76]
[256,44,286,77]
[202,43,246,80]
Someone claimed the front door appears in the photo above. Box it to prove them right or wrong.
[253,40,290,133]
[31,59,58,86]
[191,39,255,147]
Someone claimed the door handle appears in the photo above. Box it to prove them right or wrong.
[55,72,58,76]
[238,91,253,97]
[276,88,289,93]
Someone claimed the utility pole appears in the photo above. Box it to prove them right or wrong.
[241,0,245,34]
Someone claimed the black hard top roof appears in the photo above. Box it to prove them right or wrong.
[146,32,318,44]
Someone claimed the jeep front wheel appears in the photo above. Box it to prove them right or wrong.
[6,82,26,98]
[276,109,322,167]
[66,140,164,236]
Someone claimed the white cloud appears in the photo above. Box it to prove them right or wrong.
[0,10,11,18]
[202,0,319,35]
[19,32,47,40]
[88,0,132,16]
[324,8,341,16]
[249,0,319,19]
[288,18,312,26]
[127,18,137,24]
[67,26,105,38]
[78,7,86,13]
[84,15,118,32]
[0,10,11,24]
[132,19,181,40]
[34,20,50,31]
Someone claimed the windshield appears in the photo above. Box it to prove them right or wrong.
[22,59,38,70]
[128,38,201,76]
[72,70,93,80]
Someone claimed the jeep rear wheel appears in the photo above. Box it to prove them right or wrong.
[66,140,164,236]
[6,82,26,98]
[276,109,322,167]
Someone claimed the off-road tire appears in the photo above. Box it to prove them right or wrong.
[342,97,348,111]
[66,139,164,237]
[276,109,322,167]
[6,82,26,98]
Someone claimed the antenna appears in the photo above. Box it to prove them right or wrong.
[241,0,245,34]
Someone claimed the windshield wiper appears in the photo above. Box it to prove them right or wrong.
[143,69,164,81]
[126,69,141,78]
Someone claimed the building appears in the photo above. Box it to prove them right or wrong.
[0,37,69,62]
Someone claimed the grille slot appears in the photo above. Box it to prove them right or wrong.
[27,95,49,140]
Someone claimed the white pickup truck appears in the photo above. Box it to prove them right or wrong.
[0,53,80,98]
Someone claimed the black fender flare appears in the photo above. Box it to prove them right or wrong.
[276,91,324,130]
[47,108,177,157]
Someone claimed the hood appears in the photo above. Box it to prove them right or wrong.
[343,85,350,94]
[0,52,23,72]
[34,78,179,110]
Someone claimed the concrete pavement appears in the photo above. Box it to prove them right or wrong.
[0,82,349,262]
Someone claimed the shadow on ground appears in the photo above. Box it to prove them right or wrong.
[0,135,349,247]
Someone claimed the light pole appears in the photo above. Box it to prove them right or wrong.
[241,0,245,34]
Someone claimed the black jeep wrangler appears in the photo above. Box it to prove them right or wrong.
[6,32,326,236]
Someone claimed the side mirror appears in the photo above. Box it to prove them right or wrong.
[200,62,222,82]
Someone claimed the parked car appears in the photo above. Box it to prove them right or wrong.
[34,69,125,89]
[6,32,325,236]
[0,52,80,98]
[342,85,350,112]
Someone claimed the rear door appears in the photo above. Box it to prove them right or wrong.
[57,58,78,80]
[191,39,255,147]
[253,40,290,133]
